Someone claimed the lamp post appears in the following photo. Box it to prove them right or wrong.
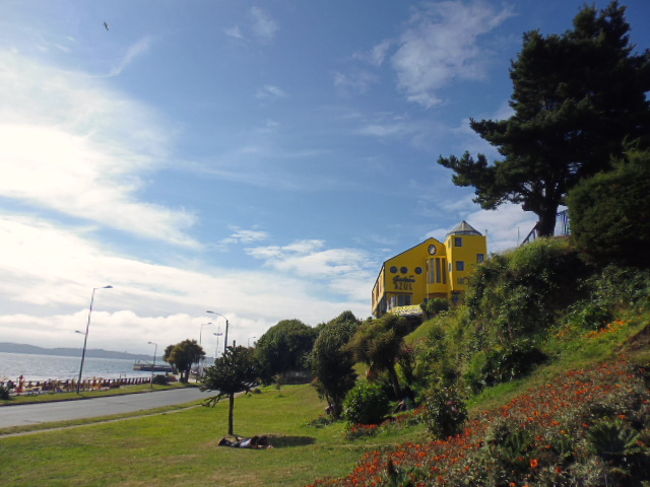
[147,341,158,389]
[199,322,214,347]
[206,310,229,354]
[213,329,223,360]
[76,285,112,394]
[198,322,214,377]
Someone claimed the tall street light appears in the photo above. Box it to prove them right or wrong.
[148,341,158,390]
[198,322,214,378]
[206,310,229,354]
[213,329,223,360]
[199,322,214,347]
[76,285,113,394]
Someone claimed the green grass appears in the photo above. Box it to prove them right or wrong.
[0,384,427,487]
[0,382,193,406]
[0,402,201,436]
[404,316,437,346]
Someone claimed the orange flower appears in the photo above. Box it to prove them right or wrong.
[530,458,540,468]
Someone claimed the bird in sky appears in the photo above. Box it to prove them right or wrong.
[103,22,109,31]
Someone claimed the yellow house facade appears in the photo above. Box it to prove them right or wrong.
[371,221,487,317]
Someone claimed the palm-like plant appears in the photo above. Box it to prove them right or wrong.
[345,315,410,399]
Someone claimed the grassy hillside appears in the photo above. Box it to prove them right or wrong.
[2,239,648,486]
[310,239,650,486]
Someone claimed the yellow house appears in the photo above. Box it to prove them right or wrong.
[371,221,487,317]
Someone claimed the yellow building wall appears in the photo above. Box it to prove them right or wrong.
[372,227,488,316]
[445,234,487,293]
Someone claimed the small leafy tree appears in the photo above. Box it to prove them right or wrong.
[202,346,259,435]
[342,381,390,425]
[165,339,205,383]
[255,319,318,384]
[422,386,468,438]
[311,311,359,418]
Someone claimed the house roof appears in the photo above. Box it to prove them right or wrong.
[446,220,482,238]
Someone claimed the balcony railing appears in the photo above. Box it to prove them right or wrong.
[521,210,570,246]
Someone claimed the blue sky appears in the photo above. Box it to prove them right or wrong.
[1,0,648,355]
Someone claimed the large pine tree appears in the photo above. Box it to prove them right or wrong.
[438,1,650,236]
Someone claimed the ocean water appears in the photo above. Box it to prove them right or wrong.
[0,351,154,382]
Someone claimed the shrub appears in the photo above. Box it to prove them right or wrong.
[568,301,613,331]
[568,149,650,267]
[342,382,390,425]
[152,374,169,385]
[466,238,585,344]
[420,298,449,319]
[482,341,547,385]
[0,382,13,400]
[482,418,539,482]
[421,386,467,438]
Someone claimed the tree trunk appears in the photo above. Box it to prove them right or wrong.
[388,366,402,399]
[228,393,235,435]
[535,204,559,237]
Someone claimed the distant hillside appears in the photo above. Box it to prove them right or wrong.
[0,343,151,361]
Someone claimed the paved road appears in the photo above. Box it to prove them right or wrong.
[0,388,214,428]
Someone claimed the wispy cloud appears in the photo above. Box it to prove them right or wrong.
[250,7,278,42]
[106,36,153,77]
[0,50,198,247]
[256,84,287,101]
[389,1,513,108]
[333,70,378,95]
[216,227,269,250]
[246,239,376,301]
[224,25,244,40]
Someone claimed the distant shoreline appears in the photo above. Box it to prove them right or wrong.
[0,343,150,361]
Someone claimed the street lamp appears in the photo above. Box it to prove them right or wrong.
[213,329,223,360]
[76,285,113,394]
[206,310,229,354]
[199,322,214,347]
[148,341,158,389]
[198,322,214,378]
[248,336,257,347]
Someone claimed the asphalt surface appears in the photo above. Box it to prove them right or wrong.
[0,388,214,428]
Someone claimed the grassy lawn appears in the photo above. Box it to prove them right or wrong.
[0,384,426,487]
[0,382,193,407]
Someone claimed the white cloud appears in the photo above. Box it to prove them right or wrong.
[217,227,269,249]
[0,50,198,247]
[246,239,376,301]
[391,1,513,108]
[0,215,369,352]
[105,36,152,77]
[225,25,244,40]
[333,70,378,94]
[256,84,287,101]
[358,122,413,137]
[250,7,278,42]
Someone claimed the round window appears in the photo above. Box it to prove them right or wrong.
[389,266,397,273]
[400,266,408,274]
[415,267,423,274]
